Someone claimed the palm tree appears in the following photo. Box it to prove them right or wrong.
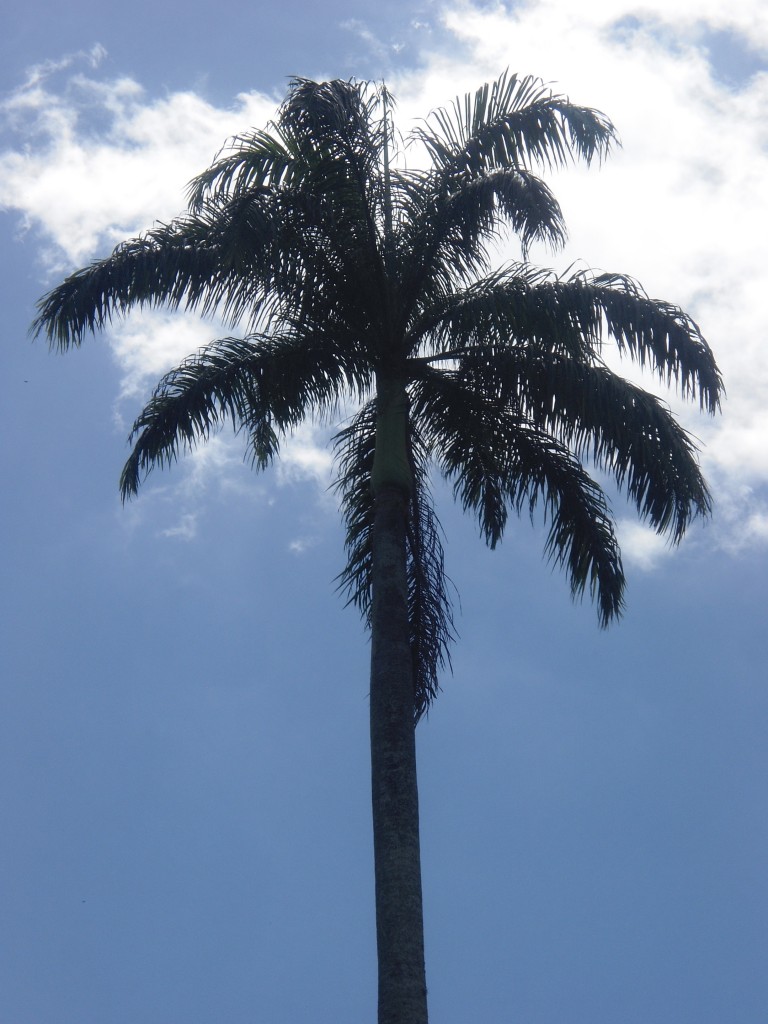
[33,72,722,1024]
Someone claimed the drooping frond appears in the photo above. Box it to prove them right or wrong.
[334,402,455,719]
[121,330,371,498]
[410,369,510,548]
[410,264,597,362]
[451,168,567,255]
[32,213,234,348]
[406,424,456,717]
[464,345,712,540]
[578,270,722,412]
[411,366,625,624]
[413,265,722,413]
[532,438,625,626]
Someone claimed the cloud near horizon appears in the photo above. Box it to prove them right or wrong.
[2,0,766,564]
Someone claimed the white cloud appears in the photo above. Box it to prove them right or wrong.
[109,310,224,406]
[289,536,319,555]
[0,57,277,267]
[616,520,674,571]
[16,43,108,91]
[119,433,266,541]
[3,8,767,557]
[708,482,768,554]
[277,422,335,491]
[161,512,199,541]
[341,19,394,66]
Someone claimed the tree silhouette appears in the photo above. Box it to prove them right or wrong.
[34,72,722,1023]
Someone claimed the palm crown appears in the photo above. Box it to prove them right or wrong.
[34,72,722,721]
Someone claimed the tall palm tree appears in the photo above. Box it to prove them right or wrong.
[34,72,722,1024]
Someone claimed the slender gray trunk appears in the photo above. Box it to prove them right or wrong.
[369,481,429,1024]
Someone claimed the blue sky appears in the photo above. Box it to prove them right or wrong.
[1,2,767,1022]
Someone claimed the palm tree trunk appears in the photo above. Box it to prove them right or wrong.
[369,480,429,1024]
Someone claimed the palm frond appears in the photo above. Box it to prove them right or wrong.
[410,264,597,362]
[280,77,385,179]
[407,424,456,718]
[465,346,711,540]
[392,169,567,334]
[187,129,296,210]
[412,70,618,177]
[412,265,723,413]
[32,213,232,348]
[579,270,722,412]
[533,437,624,626]
[188,79,385,211]
[334,402,455,719]
[410,369,510,549]
[121,331,371,498]
[411,366,624,624]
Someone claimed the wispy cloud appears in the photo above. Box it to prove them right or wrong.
[160,512,199,541]
[289,536,319,555]
[13,42,107,92]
